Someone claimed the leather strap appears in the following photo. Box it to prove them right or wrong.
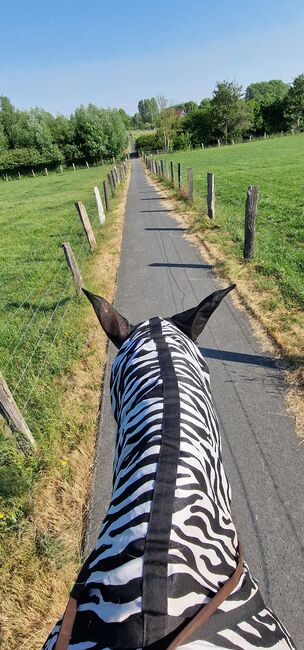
[54,545,243,650]
[54,597,78,650]
[166,544,244,650]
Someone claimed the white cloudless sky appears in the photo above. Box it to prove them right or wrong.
[0,0,303,114]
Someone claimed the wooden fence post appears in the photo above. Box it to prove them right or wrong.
[45,167,48,176]
[60,165,64,174]
[31,169,35,177]
[72,163,76,171]
[244,186,259,260]
[94,186,106,224]
[103,180,110,210]
[178,163,182,190]
[170,161,174,186]
[74,201,97,252]
[160,160,164,177]
[107,172,114,194]
[61,242,83,295]
[207,172,215,219]
[164,160,169,180]
[0,372,37,453]
[187,168,194,203]
[111,169,117,190]
[18,171,21,179]
[86,161,90,169]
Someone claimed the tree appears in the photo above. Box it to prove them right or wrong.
[118,108,132,129]
[245,80,289,133]
[245,80,289,104]
[182,105,213,147]
[211,80,251,143]
[156,96,178,151]
[138,98,158,125]
[0,96,15,146]
[285,74,304,131]
[184,101,198,114]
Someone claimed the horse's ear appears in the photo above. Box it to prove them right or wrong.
[83,289,132,349]
[170,284,236,341]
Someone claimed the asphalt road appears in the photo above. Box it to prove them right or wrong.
[85,159,304,647]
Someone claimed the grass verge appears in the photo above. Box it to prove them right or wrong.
[0,165,130,649]
[145,163,303,438]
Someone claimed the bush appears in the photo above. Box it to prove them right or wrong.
[0,146,64,175]
[135,132,161,152]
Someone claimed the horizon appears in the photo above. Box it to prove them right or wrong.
[0,0,304,115]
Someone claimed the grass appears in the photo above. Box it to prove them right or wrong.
[0,164,129,648]
[0,165,112,514]
[153,135,304,370]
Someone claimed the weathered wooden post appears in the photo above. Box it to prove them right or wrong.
[60,165,64,174]
[187,168,194,203]
[86,161,90,169]
[18,171,21,179]
[244,186,259,260]
[111,169,117,190]
[72,162,76,171]
[94,186,106,224]
[217,139,221,147]
[107,172,114,195]
[0,372,36,453]
[61,242,83,295]
[201,142,204,149]
[178,162,182,190]
[31,169,35,177]
[160,160,164,177]
[5,173,8,181]
[164,160,169,180]
[103,180,110,211]
[74,202,97,252]
[45,167,48,176]
[264,132,267,139]
[170,161,174,186]
[207,172,215,219]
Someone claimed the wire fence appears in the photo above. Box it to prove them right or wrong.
[0,160,128,451]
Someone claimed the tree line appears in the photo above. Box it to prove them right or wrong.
[134,74,304,152]
[0,99,128,175]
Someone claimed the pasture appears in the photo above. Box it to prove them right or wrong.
[0,164,129,648]
[0,164,124,520]
[154,134,304,363]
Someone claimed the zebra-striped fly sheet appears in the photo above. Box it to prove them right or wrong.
[43,287,295,650]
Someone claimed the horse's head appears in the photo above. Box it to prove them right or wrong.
[82,284,236,349]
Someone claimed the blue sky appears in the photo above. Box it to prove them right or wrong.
[0,0,303,115]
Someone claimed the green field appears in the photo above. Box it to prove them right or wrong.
[0,164,121,519]
[156,135,304,313]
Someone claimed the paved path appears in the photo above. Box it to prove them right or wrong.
[85,159,304,647]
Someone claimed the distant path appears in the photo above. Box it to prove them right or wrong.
[85,159,304,647]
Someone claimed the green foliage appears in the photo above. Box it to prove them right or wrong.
[245,80,289,104]
[0,146,64,174]
[285,74,304,131]
[0,96,15,147]
[182,106,213,146]
[72,105,128,163]
[211,80,252,143]
[138,98,158,125]
[135,132,161,152]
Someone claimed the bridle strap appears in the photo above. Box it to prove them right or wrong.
[54,545,243,650]
[167,544,244,649]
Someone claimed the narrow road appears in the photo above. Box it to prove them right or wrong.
[85,159,304,647]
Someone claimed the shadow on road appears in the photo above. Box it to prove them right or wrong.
[145,227,187,232]
[200,347,278,369]
[149,262,212,269]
